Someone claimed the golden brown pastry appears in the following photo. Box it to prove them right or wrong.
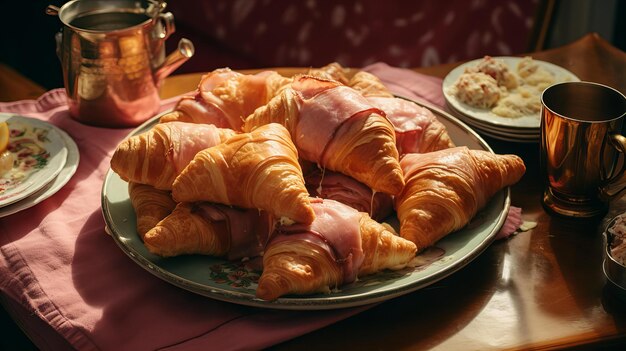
[143,202,273,260]
[243,75,404,195]
[395,147,526,251]
[348,71,394,98]
[307,62,351,84]
[128,182,177,239]
[171,123,315,224]
[256,198,417,301]
[160,68,292,130]
[110,121,235,190]
[307,63,392,98]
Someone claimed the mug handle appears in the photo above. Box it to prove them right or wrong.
[599,133,626,201]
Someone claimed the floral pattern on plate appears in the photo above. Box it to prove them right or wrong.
[1,123,52,194]
[0,123,79,218]
[0,114,68,207]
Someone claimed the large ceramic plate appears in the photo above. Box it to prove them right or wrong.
[102,103,510,310]
[0,114,68,207]
[442,56,579,130]
[0,125,79,218]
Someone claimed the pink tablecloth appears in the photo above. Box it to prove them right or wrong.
[0,64,520,351]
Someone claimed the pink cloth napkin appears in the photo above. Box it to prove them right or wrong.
[0,64,523,350]
[363,62,447,107]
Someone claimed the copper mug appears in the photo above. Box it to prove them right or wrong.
[47,0,194,128]
[540,81,626,218]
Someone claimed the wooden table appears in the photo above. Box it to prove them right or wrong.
[3,33,626,350]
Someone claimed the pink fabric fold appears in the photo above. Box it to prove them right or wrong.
[0,63,523,350]
[363,62,447,107]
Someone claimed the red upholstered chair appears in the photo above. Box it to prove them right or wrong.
[166,0,544,73]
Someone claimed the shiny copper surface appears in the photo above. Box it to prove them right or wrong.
[53,0,193,128]
[540,82,626,218]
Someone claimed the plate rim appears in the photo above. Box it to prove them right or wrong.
[445,101,539,134]
[101,102,511,310]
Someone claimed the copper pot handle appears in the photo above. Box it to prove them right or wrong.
[155,12,175,40]
[45,5,60,16]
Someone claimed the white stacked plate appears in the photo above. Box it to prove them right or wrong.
[0,114,79,217]
[442,57,580,143]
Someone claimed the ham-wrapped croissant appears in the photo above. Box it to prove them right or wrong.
[128,182,176,239]
[111,121,235,190]
[172,123,315,224]
[143,202,273,261]
[160,68,291,130]
[244,75,404,195]
[395,147,526,251]
[367,96,455,155]
[308,62,393,98]
[256,198,417,301]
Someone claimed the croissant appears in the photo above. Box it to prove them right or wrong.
[244,75,404,195]
[128,182,176,239]
[143,202,273,260]
[111,121,235,190]
[349,71,394,98]
[395,146,526,251]
[160,68,292,130]
[307,62,351,85]
[256,198,417,301]
[307,63,393,98]
[367,96,455,155]
[172,123,315,224]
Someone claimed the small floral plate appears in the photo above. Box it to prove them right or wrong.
[0,114,68,208]
[0,125,79,217]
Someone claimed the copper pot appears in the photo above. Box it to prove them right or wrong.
[47,0,194,127]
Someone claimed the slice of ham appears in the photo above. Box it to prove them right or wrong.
[367,96,454,155]
[270,198,364,283]
[164,122,228,175]
[305,168,393,221]
[292,76,385,164]
[194,202,274,261]
[174,95,232,128]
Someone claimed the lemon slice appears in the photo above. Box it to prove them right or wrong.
[0,121,9,153]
